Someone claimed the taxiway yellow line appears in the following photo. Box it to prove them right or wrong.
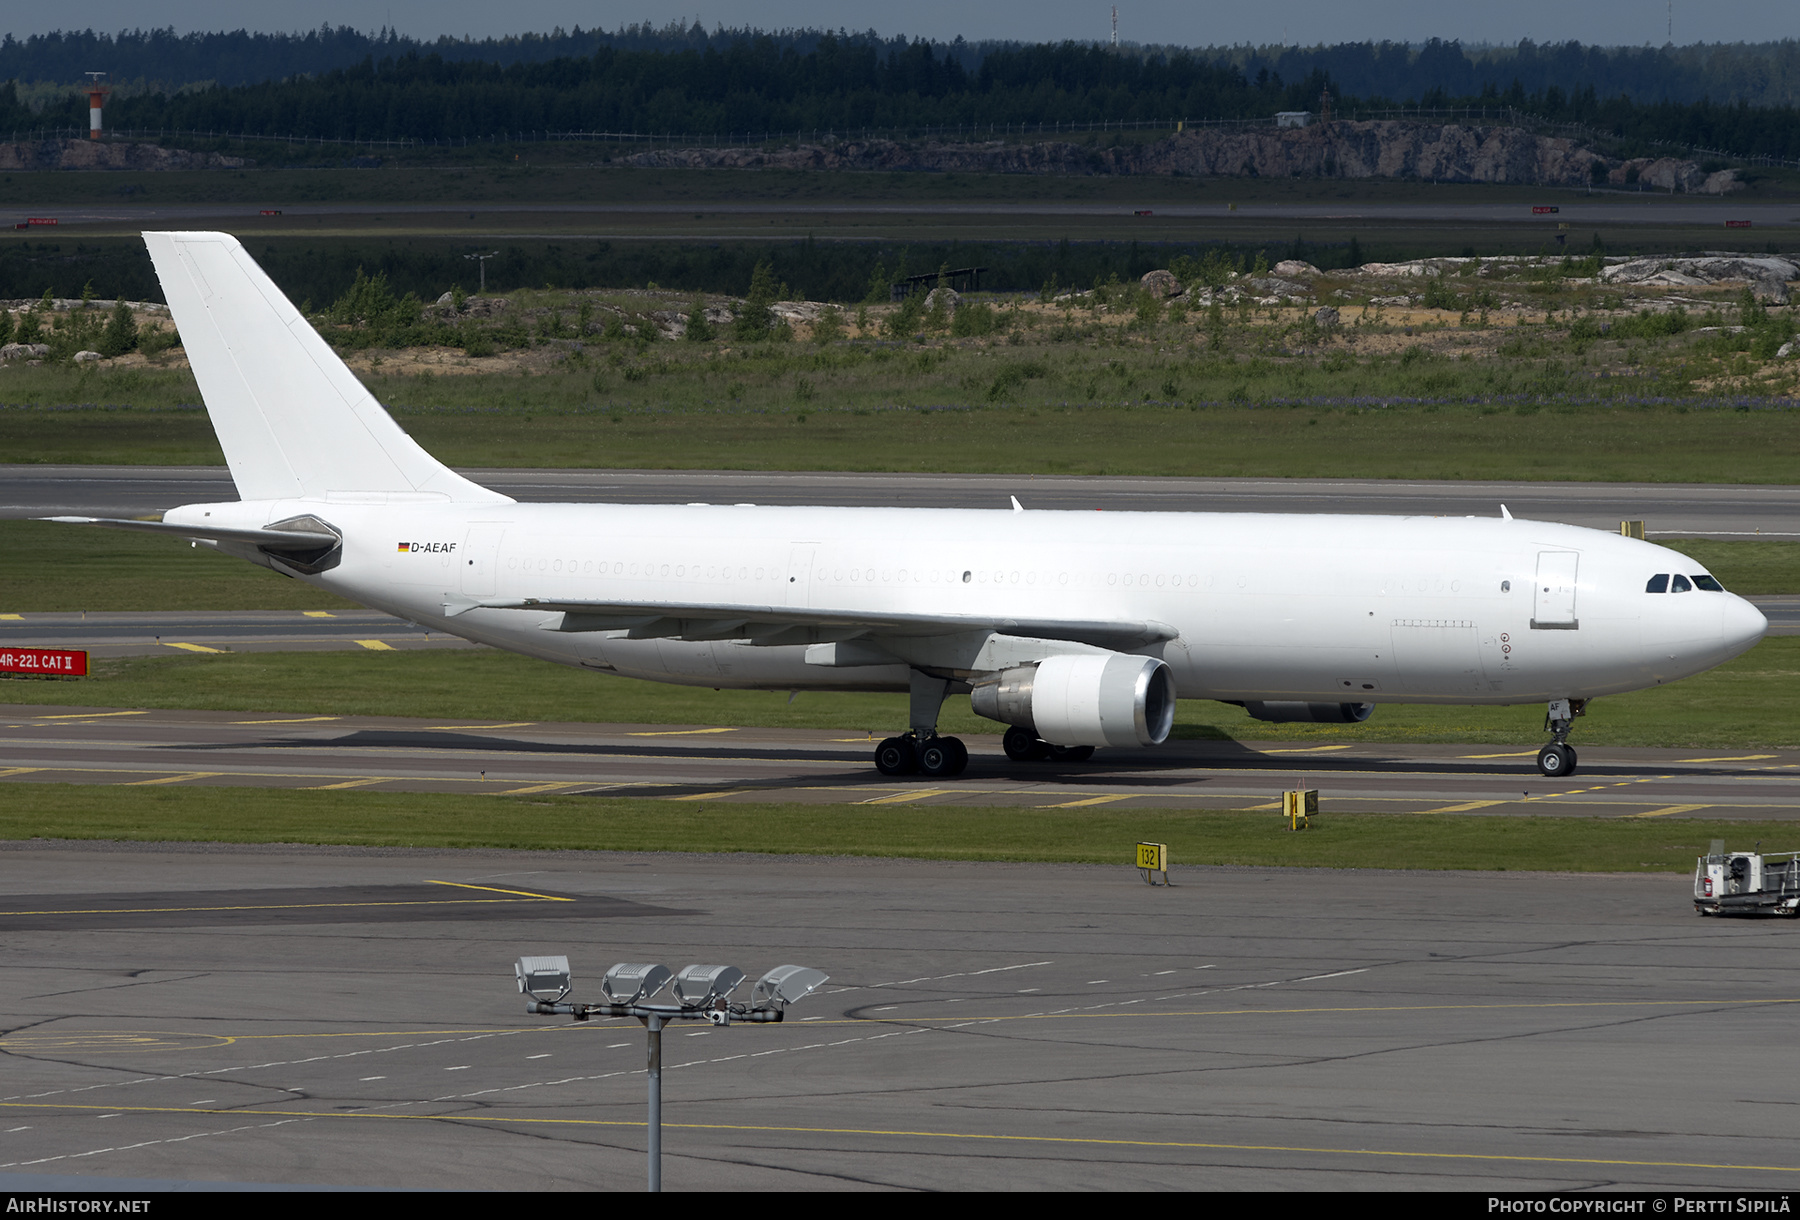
[1262,745,1351,754]
[424,880,573,901]
[497,781,586,795]
[301,611,336,618]
[1628,804,1712,818]
[1459,750,1540,759]
[31,710,149,720]
[122,771,220,786]
[354,639,395,651]
[305,778,387,790]
[1042,794,1134,808]
[669,789,748,801]
[1416,800,1505,814]
[232,716,342,725]
[626,727,737,737]
[1677,755,1777,763]
[861,789,956,805]
[163,642,224,653]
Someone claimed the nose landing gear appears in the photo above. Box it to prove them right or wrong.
[1536,697,1587,776]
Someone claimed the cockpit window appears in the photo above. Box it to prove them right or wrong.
[1671,574,1693,593]
[1692,574,1725,592]
[1645,574,1669,593]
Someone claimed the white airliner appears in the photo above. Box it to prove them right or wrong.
[50,233,1768,779]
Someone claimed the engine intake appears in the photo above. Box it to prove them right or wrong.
[971,653,1176,747]
[1242,701,1375,724]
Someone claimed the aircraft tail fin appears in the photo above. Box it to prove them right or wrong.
[144,231,510,505]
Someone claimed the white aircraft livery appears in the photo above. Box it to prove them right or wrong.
[50,233,1768,779]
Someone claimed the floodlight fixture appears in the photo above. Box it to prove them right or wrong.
[671,964,745,1009]
[514,955,572,1004]
[751,965,829,1011]
[514,955,830,1192]
[601,962,673,1007]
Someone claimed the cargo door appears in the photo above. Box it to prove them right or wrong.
[460,525,508,597]
[1532,551,1579,630]
[1390,618,1483,696]
[785,545,816,608]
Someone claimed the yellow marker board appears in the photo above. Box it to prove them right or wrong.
[1283,789,1319,829]
[1136,841,1170,886]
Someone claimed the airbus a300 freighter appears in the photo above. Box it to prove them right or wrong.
[49,233,1768,778]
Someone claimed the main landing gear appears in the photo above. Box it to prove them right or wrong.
[874,670,970,778]
[1536,697,1587,777]
[875,732,968,777]
[1002,726,1094,764]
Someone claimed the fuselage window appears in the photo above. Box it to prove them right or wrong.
[1692,574,1725,592]
[1671,574,1693,593]
[1646,574,1669,593]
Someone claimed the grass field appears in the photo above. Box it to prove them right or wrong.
[9,395,1800,483]
[3,635,1796,749]
[0,782,1768,873]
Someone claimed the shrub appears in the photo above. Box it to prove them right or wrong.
[98,299,138,357]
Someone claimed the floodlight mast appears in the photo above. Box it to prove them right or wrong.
[514,958,828,1192]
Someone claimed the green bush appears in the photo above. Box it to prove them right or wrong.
[99,299,139,357]
[949,301,997,337]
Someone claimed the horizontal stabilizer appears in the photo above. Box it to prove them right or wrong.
[40,515,338,551]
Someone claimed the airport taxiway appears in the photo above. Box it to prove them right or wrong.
[7,465,1800,536]
[2,704,1797,820]
[2,841,1798,1191]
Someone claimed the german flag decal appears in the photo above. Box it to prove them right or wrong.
[397,542,412,552]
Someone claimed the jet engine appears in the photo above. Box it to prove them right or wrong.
[1242,701,1375,724]
[971,653,1176,747]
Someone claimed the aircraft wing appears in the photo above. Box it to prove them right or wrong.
[470,596,1177,649]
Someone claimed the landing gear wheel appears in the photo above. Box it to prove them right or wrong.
[1003,726,1040,762]
[1536,743,1577,777]
[875,736,918,776]
[1050,745,1095,763]
[919,736,969,777]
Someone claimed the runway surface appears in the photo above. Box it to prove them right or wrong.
[8,465,1800,535]
[1,840,1796,1191]
[13,195,1798,228]
[2,703,1796,820]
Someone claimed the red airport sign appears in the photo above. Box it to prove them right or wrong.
[0,648,88,676]
[1531,206,1559,215]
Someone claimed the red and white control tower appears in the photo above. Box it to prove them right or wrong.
[84,72,109,139]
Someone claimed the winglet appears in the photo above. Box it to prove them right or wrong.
[1500,504,1513,520]
[1010,496,1025,512]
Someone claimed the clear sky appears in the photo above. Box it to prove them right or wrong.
[4,2,1790,49]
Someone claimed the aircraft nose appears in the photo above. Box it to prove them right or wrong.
[1723,595,1768,655]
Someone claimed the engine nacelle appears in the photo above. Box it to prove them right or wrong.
[1242,701,1375,724]
[971,653,1176,747]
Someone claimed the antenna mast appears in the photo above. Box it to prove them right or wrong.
[1111,5,1118,47]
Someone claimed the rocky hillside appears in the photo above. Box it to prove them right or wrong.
[0,139,251,171]
[622,120,1741,193]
